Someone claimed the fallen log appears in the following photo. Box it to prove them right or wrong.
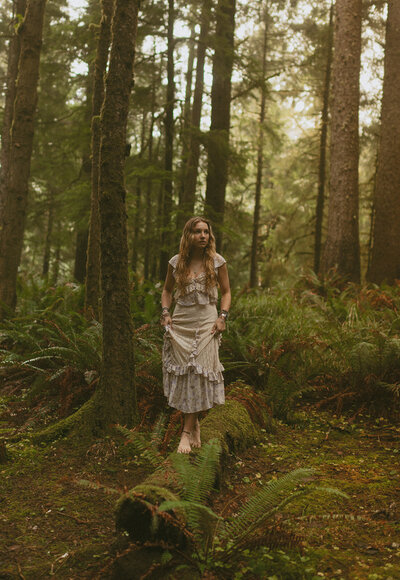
[115,398,264,545]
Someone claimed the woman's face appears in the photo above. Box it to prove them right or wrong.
[191,221,210,249]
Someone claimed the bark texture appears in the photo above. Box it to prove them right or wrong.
[85,0,114,319]
[367,1,400,284]
[205,0,236,250]
[0,0,27,218]
[0,0,46,317]
[95,0,140,428]
[314,3,334,275]
[323,0,361,283]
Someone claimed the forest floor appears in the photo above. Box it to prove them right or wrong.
[0,398,399,579]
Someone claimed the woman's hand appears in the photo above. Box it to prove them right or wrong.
[211,316,226,335]
[160,313,172,328]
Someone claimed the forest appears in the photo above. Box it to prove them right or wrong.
[0,0,399,578]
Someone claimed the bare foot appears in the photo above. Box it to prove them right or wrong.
[190,419,201,449]
[177,430,191,454]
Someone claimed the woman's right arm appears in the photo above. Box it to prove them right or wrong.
[160,263,175,327]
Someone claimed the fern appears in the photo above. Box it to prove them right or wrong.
[172,438,221,504]
[115,414,166,467]
[219,468,314,549]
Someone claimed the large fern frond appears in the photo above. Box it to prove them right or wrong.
[219,468,314,546]
[172,439,221,505]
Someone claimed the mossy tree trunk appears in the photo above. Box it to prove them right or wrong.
[0,0,27,219]
[205,0,236,251]
[367,0,400,284]
[323,0,361,283]
[94,0,141,429]
[0,0,46,318]
[85,0,114,320]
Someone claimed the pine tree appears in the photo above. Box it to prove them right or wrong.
[85,0,114,319]
[93,0,141,429]
[205,0,236,250]
[323,0,361,283]
[0,0,47,317]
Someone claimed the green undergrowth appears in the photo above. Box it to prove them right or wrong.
[2,277,400,439]
[222,277,400,420]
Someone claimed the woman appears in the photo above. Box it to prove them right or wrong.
[160,217,231,453]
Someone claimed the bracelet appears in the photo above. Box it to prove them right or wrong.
[219,310,229,320]
[161,306,169,313]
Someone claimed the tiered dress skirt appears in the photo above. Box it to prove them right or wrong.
[162,302,225,413]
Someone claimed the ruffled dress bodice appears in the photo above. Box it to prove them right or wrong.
[168,253,226,306]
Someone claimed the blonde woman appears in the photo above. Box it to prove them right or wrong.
[161,217,231,453]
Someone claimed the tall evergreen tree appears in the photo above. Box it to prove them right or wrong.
[249,6,268,288]
[205,0,236,250]
[159,0,175,280]
[179,0,212,229]
[93,0,141,429]
[85,0,114,319]
[367,0,400,284]
[0,0,27,219]
[323,0,361,283]
[0,0,47,317]
[314,2,334,274]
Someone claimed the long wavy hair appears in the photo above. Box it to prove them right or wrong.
[175,217,217,294]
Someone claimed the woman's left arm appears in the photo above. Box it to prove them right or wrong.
[211,263,231,334]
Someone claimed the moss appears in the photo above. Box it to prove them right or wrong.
[114,399,261,548]
[201,399,261,454]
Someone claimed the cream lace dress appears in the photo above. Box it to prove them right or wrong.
[162,253,226,413]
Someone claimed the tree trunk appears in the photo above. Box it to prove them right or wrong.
[0,0,27,219]
[159,0,175,280]
[95,0,141,429]
[176,20,196,232]
[249,8,268,289]
[314,2,334,275]
[0,0,47,318]
[205,0,236,250]
[42,189,55,277]
[323,0,361,283]
[143,74,156,281]
[131,111,146,274]
[367,0,400,284]
[73,228,89,283]
[51,238,61,285]
[85,0,114,320]
[179,0,212,230]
